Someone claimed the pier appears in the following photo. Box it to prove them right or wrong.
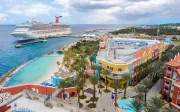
[15,39,47,48]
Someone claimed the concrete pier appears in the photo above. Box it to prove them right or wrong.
[15,39,47,48]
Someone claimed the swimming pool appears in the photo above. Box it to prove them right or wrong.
[118,99,143,112]
[5,56,61,87]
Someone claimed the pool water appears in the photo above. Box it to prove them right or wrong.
[118,99,143,112]
[5,56,60,87]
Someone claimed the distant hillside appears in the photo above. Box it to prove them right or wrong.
[144,23,180,27]
[111,27,180,36]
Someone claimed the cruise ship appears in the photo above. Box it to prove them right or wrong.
[11,16,71,40]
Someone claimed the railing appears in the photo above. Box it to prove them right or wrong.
[164,89,169,93]
[167,70,172,75]
[165,83,170,87]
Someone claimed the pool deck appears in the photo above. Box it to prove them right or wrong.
[7,95,69,112]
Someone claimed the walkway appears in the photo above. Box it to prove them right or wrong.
[117,79,162,99]
[147,79,161,99]
[96,92,116,112]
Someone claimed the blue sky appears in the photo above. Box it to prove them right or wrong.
[0,0,180,25]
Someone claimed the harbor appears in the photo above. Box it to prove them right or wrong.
[15,39,47,48]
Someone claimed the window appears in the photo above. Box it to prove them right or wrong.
[168,67,172,71]
[118,68,122,72]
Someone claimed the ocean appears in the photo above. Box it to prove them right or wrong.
[0,24,120,78]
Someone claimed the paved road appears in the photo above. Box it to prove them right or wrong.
[96,92,117,112]
[117,79,161,99]
[147,79,161,99]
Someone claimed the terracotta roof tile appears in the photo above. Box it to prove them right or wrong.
[166,54,180,67]
[135,42,165,59]
[174,81,180,86]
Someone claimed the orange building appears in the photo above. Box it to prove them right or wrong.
[162,54,180,110]
[1,84,78,99]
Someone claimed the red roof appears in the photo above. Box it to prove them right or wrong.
[174,81,180,87]
[166,54,180,75]
[135,42,165,59]
[166,54,180,67]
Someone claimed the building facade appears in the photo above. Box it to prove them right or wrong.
[162,54,180,111]
[97,37,167,86]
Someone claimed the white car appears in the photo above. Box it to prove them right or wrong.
[112,89,122,94]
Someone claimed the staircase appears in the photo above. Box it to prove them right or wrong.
[51,88,62,99]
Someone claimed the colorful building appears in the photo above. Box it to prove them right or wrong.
[162,54,180,111]
[97,37,167,86]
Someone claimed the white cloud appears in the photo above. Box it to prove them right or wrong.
[54,0,180,23]
[6,3,58,17]
[0,14,8,23]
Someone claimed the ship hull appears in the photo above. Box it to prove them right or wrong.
[11,30,71,40]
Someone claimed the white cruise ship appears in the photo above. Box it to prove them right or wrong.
[10,16,71,40]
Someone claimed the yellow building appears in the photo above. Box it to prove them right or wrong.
[97,37,167,87]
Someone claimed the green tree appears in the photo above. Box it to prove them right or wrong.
[110,80,120,104]
[56,61,60,71]
[147,96,165,111]
[76,79,84,107]
[140,79,152,104]
[144,106,159,112]
[165,107,178,112]
[58,80,67,98]
[126,98,143,112]
[133,85,145,102]
[91,64,96,76]
[89,76,98,104]
[102,69,111,91]
[96,65,103,87]
[121,74,132,98]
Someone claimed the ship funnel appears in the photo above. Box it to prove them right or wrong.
[55,16,62,23]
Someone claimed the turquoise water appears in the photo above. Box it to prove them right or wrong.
[118,99,143,112]
[5,56,59,87]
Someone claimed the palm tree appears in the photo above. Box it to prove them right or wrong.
[165,107,178,112]
[140,79,152,104]
[56,61,60,71]
[89,76,98,104]
[144,106,159,112]
[121,73,132,98]
[91,64,96,76]
[110,80,120,104]
[58,80,66,99]
[96,65,103,87]
[90,55,95,68]
[76,79,84,107]
[102,69,111,91]
[126,98,143,112]
[133,85,145,102]
[147,96,165,111]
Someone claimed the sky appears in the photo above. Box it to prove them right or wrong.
[0,0,180,25]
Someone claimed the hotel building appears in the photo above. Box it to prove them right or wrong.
[97,37,167,86]
[162,54,180,111]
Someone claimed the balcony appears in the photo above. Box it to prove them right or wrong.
[111,69,130,75]
[167,70,172,75]
[166,74,171,78]
[164,89,169,93]
[165,83,170,87]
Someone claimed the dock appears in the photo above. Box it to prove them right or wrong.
[15,39,47,48]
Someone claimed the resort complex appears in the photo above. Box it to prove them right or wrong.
[97,37,167,86]
[162,54,180,111]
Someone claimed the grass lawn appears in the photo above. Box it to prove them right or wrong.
[172,40,180,46]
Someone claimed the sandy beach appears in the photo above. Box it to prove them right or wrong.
[1,40,79,87]
[33,55,64,84]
